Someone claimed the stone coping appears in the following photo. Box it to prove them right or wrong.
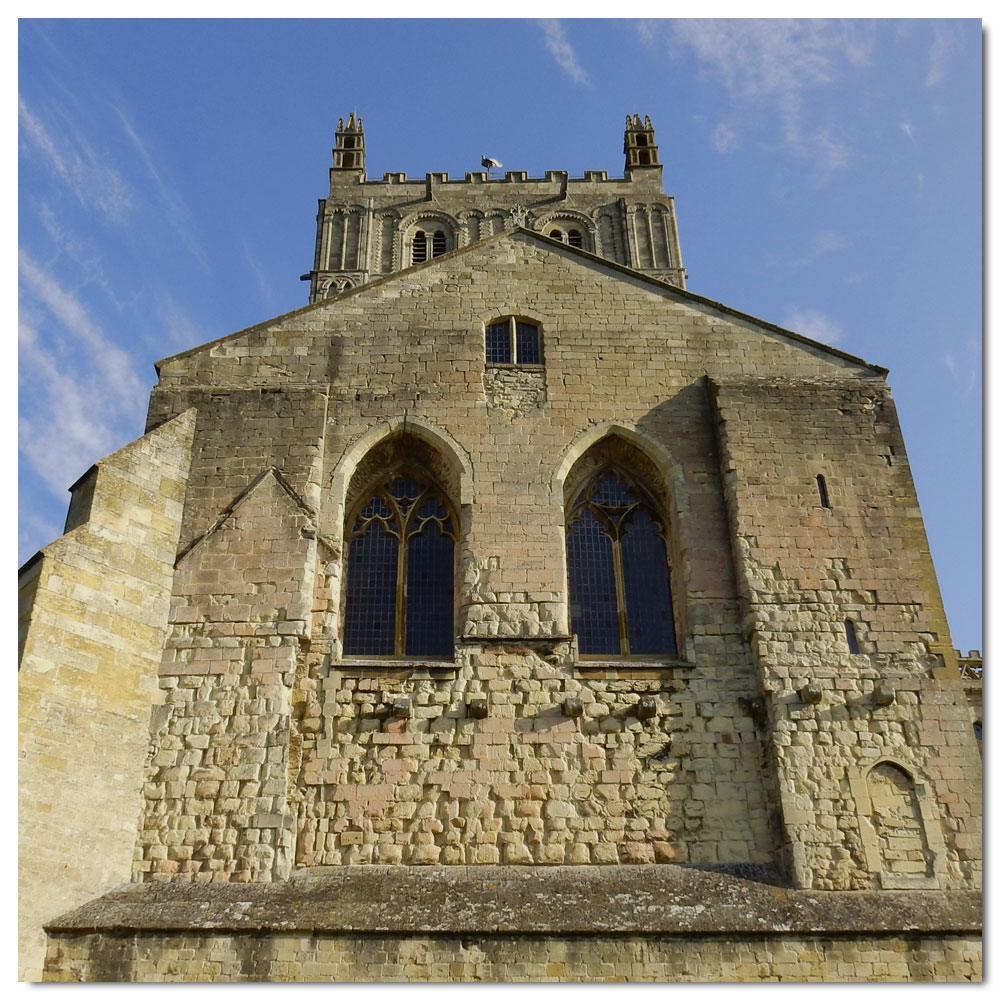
[46,866,981,938]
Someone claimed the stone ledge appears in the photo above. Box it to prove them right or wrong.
[45,866,981,937]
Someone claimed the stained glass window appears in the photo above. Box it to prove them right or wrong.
[343,475,456,657]
[566,469,676,657]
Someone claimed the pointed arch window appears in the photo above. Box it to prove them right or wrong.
[566,469,676,656]
[343,474,456,657]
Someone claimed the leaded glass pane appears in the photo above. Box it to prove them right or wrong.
[515,322,541,364]
[486,321,512,364]
[620,508,676,655]
[343,518,398,656]
[590,471,635,507]
[405,519,454,656]
[567,508,620,654]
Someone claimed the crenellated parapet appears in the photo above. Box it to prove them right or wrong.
[305,115,685,302]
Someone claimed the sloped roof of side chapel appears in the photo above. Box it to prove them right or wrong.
[154,227,888,378]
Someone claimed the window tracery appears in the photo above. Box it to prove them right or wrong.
[343,474,456,657]
[566,468,676,656]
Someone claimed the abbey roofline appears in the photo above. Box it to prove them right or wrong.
[154,227,888,380]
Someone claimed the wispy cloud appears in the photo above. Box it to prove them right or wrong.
[243,241,277,312]
[942,337,980,397]
[113,105,207,267]
[538,20,591,86]
[781,306,842,345]
[18,250,148,497]
[926,22,962,88]
[19,96,133,223]
[642,19,875,176]
[154,294,210,353]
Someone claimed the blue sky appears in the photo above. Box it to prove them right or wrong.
[18,18,982,651]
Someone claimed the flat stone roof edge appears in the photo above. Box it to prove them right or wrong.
[45,866,981,938]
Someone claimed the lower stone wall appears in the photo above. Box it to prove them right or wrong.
[44,931,982,982]
[41,866,982,983]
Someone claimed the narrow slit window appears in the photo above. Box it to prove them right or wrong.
[845,619,860,654]
[817,474,831,508]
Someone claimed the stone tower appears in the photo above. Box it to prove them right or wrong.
[306,112,684,300]
[19,116,981,982]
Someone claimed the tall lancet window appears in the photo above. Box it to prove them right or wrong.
[343,474,456,657]
[566,469,676,656]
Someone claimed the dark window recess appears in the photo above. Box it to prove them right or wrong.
[486,317,541,366]
[412,231,427,264]
[343,475,456,657]
[845,619,860,654]
[817,474,831,508]
[568,230,583,249]
[550,228,563,242]
[432,230,446,257]
[973,721,982,743]
[567,469,676,657]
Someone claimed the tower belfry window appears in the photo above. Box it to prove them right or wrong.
[412,231,427,264]
[411,229,447,265]
[486,317,541,366]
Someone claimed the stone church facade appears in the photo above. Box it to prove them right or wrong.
[18,116,981,982]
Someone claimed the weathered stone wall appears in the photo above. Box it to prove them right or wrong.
[18,410,195,981]
[44,931,983,983]
[134,236,883,882]
[295,649,773,867]
[709,377,982,890]
[41,867,982,982]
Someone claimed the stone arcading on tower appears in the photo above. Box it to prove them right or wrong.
[307,114,684,303]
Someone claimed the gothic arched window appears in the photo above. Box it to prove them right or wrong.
[343,474,456,657]
[566,469,676,656]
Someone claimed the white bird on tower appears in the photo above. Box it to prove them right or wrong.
[481,155,502,173]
